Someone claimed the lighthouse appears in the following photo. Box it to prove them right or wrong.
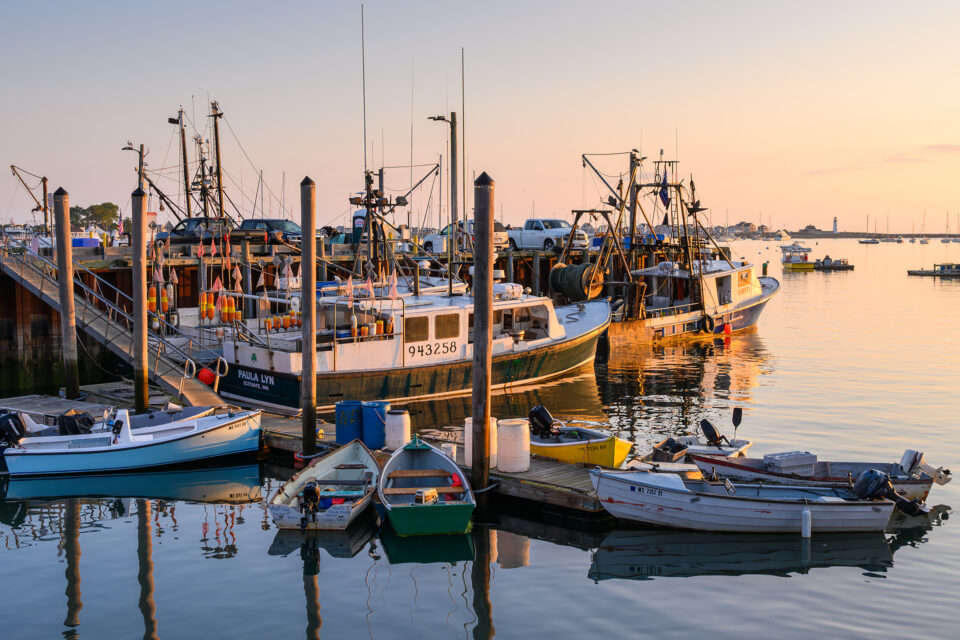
[833,216,838,233]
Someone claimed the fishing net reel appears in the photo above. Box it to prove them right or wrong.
[853,469,929,517]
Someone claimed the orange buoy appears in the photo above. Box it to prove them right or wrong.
[147,285,157,313]
[235,307,242,323]
[206,294,215,320]
[265,316,273,331]
[282,314,290,329]
[160,287,169,312]
[226,296,236,323]
[724,323,732,335]
[360,326,369,338]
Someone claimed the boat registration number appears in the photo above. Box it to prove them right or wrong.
[408,340,457,359]
[633,486,662,497]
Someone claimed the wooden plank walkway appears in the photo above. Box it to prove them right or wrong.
[261,420,605,514]
[0,394,113,426]
[0,253,222,407]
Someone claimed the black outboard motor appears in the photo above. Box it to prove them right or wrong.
[699,419,726,447]
[853,469,929,517]
[529,405,557,439]
[57,410,95,436]
[300,481,321,531]
[0,411,25,448]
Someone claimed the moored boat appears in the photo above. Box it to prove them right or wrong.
[377,435,475,536]
[780,244,815,270]
[0,407,261,476]
[814,256,854,271]
[268,440,380,531]
[590,469,899,533]
[527,405,632,467]
[690,448,950,501]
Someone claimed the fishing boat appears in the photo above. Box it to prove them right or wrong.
[268,440,380,531]
[858,237,880,245]
[690,448,950,501]
[780,244,815,271]
[0,407,261,476]
[377,435,475,536]
[590,469,902,532]
[218,285,610,412]
[814,256,854,271]
[527,405,632,467]
[907,263,960,277]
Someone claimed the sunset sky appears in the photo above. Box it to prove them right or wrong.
[2,1,958,233]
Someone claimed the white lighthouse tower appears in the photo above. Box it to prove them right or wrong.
[833,216,838,233]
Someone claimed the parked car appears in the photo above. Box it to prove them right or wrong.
[507,218,589,251]
[155,216,237,244]
[236,218,302,243]
[421,220,508,254]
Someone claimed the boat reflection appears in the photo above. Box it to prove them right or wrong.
[268,510,381,560]
[378,522,475,565]
[4,464,263,504]
[589,506,949,581]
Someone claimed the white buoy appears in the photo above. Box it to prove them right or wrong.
[441,443,457,460]
[464,417,498,468]
[801,506,812,538]
[497,418,530,473]
[385,409,411,451]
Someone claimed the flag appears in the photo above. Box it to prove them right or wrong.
[212,276,223,292]
[256,270,265,289]
[197,242,205,258]
[388,272,399,301]
[169,268,179,285]
[208,235,217,257]
[153,268,164,284]
[364,276,375,298]
[345,276,354,299]
[259,290,270,313]
[117,216,123,234]
[658,170,670,208]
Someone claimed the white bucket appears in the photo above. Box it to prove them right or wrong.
[497,418,530,473]
[385,409,411,451]
[441,443,457,460]
[464,417,498,469]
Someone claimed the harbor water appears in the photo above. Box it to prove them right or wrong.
[1,239,958,638]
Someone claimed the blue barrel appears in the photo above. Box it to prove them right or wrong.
[361,401,391,450]
[335,401,363,445]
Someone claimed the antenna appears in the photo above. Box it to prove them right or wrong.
[461,47,466,223]
[360,4,368,173]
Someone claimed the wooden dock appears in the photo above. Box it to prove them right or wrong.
[260,421,606,514]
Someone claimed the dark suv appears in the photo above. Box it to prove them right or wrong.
[236,218,303,243]
[155,216,237,244]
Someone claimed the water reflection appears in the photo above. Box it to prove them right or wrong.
[137,499,158,640]
[588,506,949,581]
[268,511,380,559]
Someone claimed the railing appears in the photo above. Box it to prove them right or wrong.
[643,300,699,319]
[0,232,220,374]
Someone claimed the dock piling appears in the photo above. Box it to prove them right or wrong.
[300,176,317,456]
[471,172,495,490]
[53,187,80,399]
[131,187,149,412]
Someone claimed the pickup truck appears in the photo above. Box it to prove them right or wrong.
[235,218,302,244]
[421,220,508,254]
[155,216,236,244]
[507,219,589,251]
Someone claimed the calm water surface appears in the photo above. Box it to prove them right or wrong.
[2,240,959,638]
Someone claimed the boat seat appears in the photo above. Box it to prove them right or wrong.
[335,464,367,469]
[387,469,453,479]
[309,479,369,486]
[382,486,465,496]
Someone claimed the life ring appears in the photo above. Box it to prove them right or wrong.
[703,315,716,333]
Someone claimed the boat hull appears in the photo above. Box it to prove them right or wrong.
[220,318,607,411]
[530,435,632,468]
[270,494,373,531]
[783,262,815,271]
[3,414,261,477]
[591,471,894,533]
[386,502,475,536]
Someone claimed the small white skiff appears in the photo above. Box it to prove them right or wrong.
[590,469,896,533]
[268,440,380,531]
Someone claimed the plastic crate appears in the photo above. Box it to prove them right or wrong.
[763,451,817,476]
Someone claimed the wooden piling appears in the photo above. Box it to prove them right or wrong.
[64,499,82,628]
[300,177,317,456]
[471,172,494,490]
[53,188,80,399]
[532,252,541,296]
[131,187,149,412]
[136,499,158,640]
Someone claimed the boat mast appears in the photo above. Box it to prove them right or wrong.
[174,109,192,218]
[210,102,226,220]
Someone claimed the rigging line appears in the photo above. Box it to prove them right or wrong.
[583,151,633,158]
[220,115,282,204]
[381,163,437,169]
[361,3,368,173]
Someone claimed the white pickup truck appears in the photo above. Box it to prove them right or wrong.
[507,219,589,251]
[421,220,508,254]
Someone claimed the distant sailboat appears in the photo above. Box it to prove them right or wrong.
[942,212,952,243]
[920,210,929,244]
[953,212,960,242]
[859,214,879,244]
[910,219,916,243]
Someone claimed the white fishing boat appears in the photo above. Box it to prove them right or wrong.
[0,407,261,476]
[268,440,380,531]
[690,449,950,501]
[218,285,610,412]
[590,469,899,533]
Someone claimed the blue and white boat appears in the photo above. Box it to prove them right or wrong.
[0,407,261,476]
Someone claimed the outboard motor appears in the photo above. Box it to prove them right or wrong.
[853,469,929,517]
[299,481,321,531]
[529,405,557,439]
[900,449,952,485]
[0,411,25,448]
[57,410,95,436]
[699,419,726,447]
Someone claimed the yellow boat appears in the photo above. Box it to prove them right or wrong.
[529,426,633,468]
